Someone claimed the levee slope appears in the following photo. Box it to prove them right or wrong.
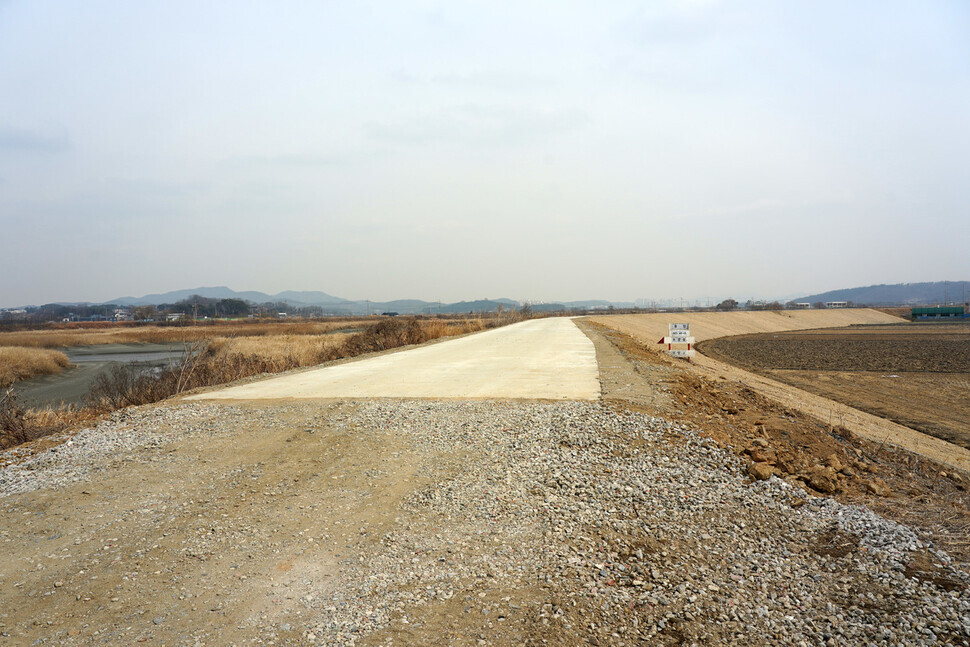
[589,309,903,344]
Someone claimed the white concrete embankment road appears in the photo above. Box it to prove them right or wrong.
[187,317,600,400]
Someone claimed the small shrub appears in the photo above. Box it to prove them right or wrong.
[0,389,60,448]
[0,389,28,447]
[340,319,428,356]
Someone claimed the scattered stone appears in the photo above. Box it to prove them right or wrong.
[747,447,774,464]
[805,467,841,494]
[748,462,776,481]
[865,478,892,497]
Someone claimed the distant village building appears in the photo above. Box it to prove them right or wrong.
[824,301,848,308]
[792,302,811,309]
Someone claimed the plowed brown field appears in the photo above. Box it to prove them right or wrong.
[699,324,970,450]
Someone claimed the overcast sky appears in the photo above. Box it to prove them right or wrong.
[1,1,968,307]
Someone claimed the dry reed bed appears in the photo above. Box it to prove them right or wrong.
[206,319,486,368]
[0,320,372,348]
[0,348,71,387]
[206,334,353,372]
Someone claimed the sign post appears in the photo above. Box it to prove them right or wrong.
[658,323,695,359]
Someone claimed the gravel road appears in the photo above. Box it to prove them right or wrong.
[1,398,967,646]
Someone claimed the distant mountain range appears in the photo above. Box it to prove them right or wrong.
[20,282,963,314]
[111,287,351,307]
[6,286,640,314]
[798,281,970,306]
[86,286,628,315]
[102,286,519,314]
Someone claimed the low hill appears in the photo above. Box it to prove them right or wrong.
[420,299,519,314]
[111,286,350,307]
[103,288,523,315]
[798,282,969,306]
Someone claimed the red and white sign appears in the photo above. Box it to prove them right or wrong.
[658,323,695,358]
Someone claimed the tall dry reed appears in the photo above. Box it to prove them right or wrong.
[0,347,71,387]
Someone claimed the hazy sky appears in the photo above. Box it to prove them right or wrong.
[2,1,968,307]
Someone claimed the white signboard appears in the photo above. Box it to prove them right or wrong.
[660,323,694,360]
[660,336,696,344]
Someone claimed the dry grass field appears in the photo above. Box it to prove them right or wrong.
[700,324,970,450]
[0,319,371,349]
[0,320,371,389]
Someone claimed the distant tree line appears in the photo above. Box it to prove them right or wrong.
[163,296,252,318]
[0,294,344,325]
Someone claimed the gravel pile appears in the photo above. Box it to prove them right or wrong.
[2,399,967,646]
[299,401,969,646]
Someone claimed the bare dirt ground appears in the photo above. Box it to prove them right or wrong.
[0,315,968,646]
[769,371,970,450]
[698,324,970,450]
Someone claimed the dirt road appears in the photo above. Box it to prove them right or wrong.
[188,318,600,401]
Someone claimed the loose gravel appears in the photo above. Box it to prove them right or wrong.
[2,399,968,646]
